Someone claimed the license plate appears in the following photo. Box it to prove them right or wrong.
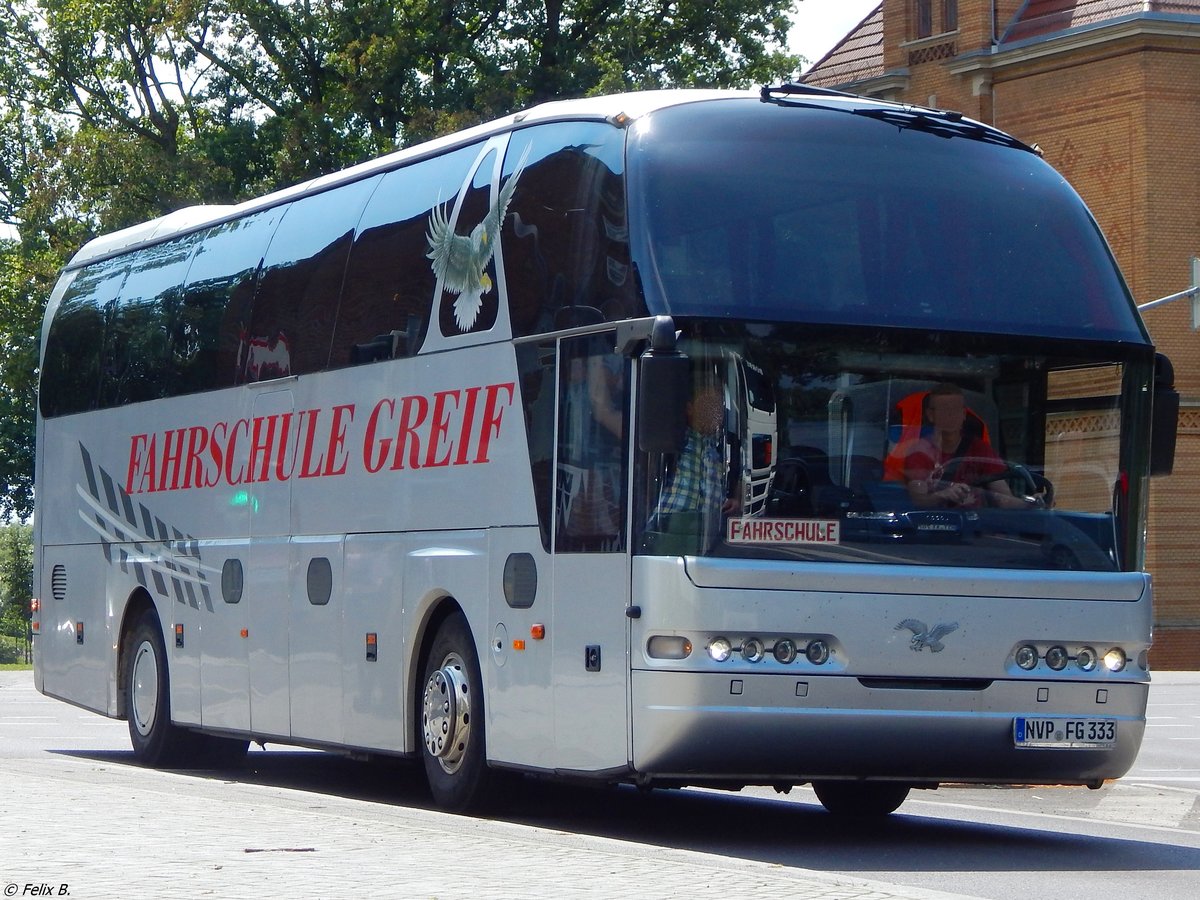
[1014,717,1117,749]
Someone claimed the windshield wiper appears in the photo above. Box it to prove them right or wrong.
[759,83,1038,155]
[849,106,1036,153]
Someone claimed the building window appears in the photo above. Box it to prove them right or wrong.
[943,0,958,32]
[915,0,932,38]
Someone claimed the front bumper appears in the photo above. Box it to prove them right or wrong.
[631,670,1146,785]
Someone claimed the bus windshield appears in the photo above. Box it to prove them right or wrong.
[634,325,1146,572]
[627,99,1147,344]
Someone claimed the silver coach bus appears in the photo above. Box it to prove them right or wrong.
[34,86,1176,816]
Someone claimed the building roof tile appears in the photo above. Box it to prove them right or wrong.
[802,0,1200,88]
[1004,0,1200,43]
[801,4,883,88]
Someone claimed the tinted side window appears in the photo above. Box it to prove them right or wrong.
[502,123,640,337]
[333,144,479,366]
[180,207,287,393]
[517,340,556,549]
[99,233,204,407]
[555,333,630,552]
[40,256,129,417]
[245,177,378,380]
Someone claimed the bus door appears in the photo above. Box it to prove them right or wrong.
[246,388,293,738]
[549,333,631,771]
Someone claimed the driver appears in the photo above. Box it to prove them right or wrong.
[901,383,1030,509]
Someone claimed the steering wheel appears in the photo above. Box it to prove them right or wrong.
[970,464,1051,508]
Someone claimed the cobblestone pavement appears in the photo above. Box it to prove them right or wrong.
[0,672,969,900]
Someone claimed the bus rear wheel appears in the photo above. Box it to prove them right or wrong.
[126,611,190,767]
[420,612,492,812]
[812,781,911,816]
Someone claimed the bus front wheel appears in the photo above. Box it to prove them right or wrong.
[420,612,492,811]
[812,781,911,816]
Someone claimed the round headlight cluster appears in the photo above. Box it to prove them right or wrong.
[697,635,832,666]
[1014,643,1132,673]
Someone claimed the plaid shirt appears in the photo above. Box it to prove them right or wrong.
[657,428,725,516]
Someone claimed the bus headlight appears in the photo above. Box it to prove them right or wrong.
[1015,645,1039,670]
[1103,648,1127,672]
[707,637,732,662]
[1045,646,1069,671]
[773,639,797,664]
[805,640,830,665]
[1076,646,1097,672]
[742,638,765,663]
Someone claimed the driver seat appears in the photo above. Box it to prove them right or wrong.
[882,390,991,482]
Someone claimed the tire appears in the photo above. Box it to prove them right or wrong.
[813,781,911,817]
[420,611,493,812]
[126,611,190,766]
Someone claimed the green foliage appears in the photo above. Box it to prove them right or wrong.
[0,242,56,520]
[0,523,32,615]
[0,0,801,522]
[0,523,32,663]
[2,0,802,233]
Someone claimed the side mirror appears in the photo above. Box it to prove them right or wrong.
[1150,353,1178,477]
[636,317,689,453]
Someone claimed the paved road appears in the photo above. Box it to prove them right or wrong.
[3,670,1199,899]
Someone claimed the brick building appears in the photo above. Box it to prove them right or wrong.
[803,1,1200,667]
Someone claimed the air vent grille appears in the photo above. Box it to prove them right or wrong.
[51,564,67,601]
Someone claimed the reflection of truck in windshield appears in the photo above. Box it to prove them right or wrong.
[723,354,777,516]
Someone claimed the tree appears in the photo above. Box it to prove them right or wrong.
[3,0,801,231]
[0,241,54,521]
[170,0,802,170]
[0,523,32,663]
[0,0,285,239]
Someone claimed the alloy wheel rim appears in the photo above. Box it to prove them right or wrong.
[130,640,158,737]
[422,652,471,774]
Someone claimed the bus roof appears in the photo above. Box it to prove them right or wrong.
[69,87,1034,271]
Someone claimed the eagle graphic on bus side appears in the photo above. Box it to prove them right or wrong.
[426,145,529,332]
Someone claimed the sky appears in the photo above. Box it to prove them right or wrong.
[789,0,881,71]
